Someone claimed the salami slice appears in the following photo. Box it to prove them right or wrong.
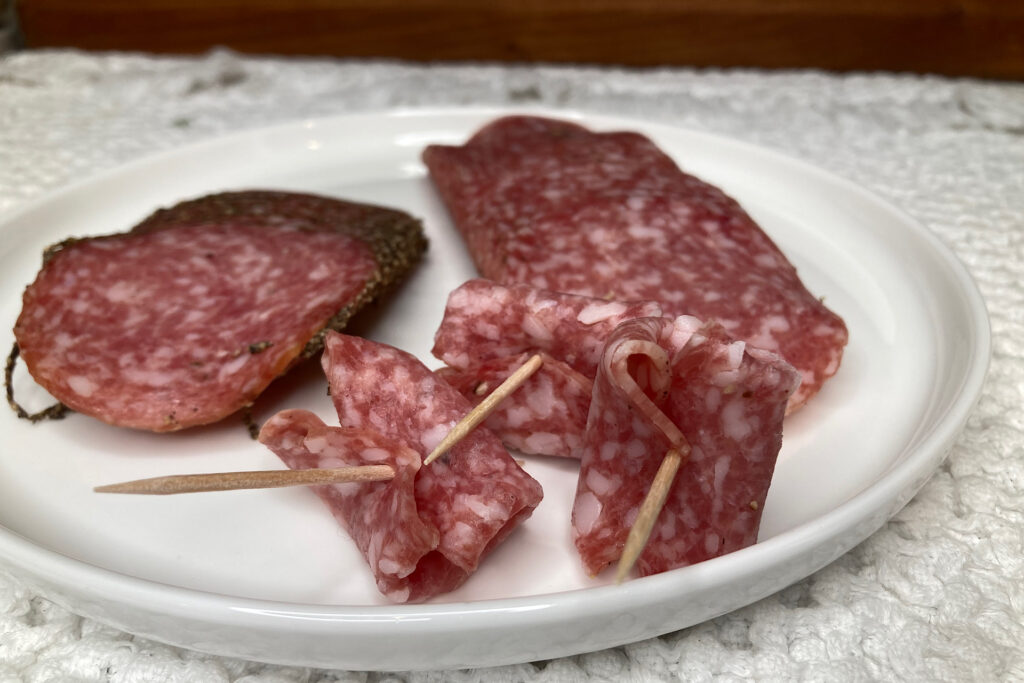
[437,352,593,458]
[647,325,800,574]
[322,331,543,576]
[12,190,426,431]
[431,279,659,457]
[423,116,847,411]
[572,315,800,577]
[258,409,460,603]
[432,278,663,377]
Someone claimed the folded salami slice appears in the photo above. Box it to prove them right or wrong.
[437,352,593,458]
[258,409,458,603]
[432,278,663,376]
[423,116,847,411]
[431,279,660,457]
[13,191,426,431]
[322,331,543,577]
[572,315,800,577]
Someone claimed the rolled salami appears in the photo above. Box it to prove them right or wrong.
[322,331,544,581]
[572,315,801,577]
[258,409,451,603]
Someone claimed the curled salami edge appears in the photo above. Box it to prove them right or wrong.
[607,334,684,449]
[4,342,68,423]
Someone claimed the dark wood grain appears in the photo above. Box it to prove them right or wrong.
[15,0,1024,79]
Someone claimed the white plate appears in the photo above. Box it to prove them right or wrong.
[0,108,990,670]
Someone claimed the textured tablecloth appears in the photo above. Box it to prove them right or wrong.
[1,49,1022,682]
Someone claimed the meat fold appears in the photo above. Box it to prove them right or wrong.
[258,409,450,603]
[432,278,661,458]
[572,315,801,577]
[436,352,593,458]
[321,331,543,593]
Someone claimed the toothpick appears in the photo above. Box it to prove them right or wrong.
[94,465,395,495]
[602,342,690,583]
[424,353,544,466]
[615,446,688,583]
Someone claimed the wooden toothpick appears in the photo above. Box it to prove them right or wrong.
[615,446,688,583]
[599,342,691,583]
[423,353,544,466]
[94,465,395,495]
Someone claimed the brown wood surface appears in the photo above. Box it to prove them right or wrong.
[14,0,1024,79]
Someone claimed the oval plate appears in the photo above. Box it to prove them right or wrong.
[0,108,990,670]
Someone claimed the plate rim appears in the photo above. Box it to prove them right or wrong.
[0,105,992,668]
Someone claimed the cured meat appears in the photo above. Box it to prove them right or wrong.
[432,278,663,377]
[572,315,800,577]
[437,352,593,458]
[431,278,660,457]
[322,331,543,579]
[12,190,426,431]
[423,116,847,411]
[572,317,680,575]
[258,409,455,603]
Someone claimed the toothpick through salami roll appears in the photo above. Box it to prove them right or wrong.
[12,191,426,431]
[436,352,593,458]
[431,279,662,458]
[322,331,543,581]
[422,116,847,411]
[257,409,470,603]
[258,410,439,600]
[572,315,800,577]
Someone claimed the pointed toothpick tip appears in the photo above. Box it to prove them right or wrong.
[93,465,395,496]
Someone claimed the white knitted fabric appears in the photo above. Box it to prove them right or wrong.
[1,50,1022,682]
